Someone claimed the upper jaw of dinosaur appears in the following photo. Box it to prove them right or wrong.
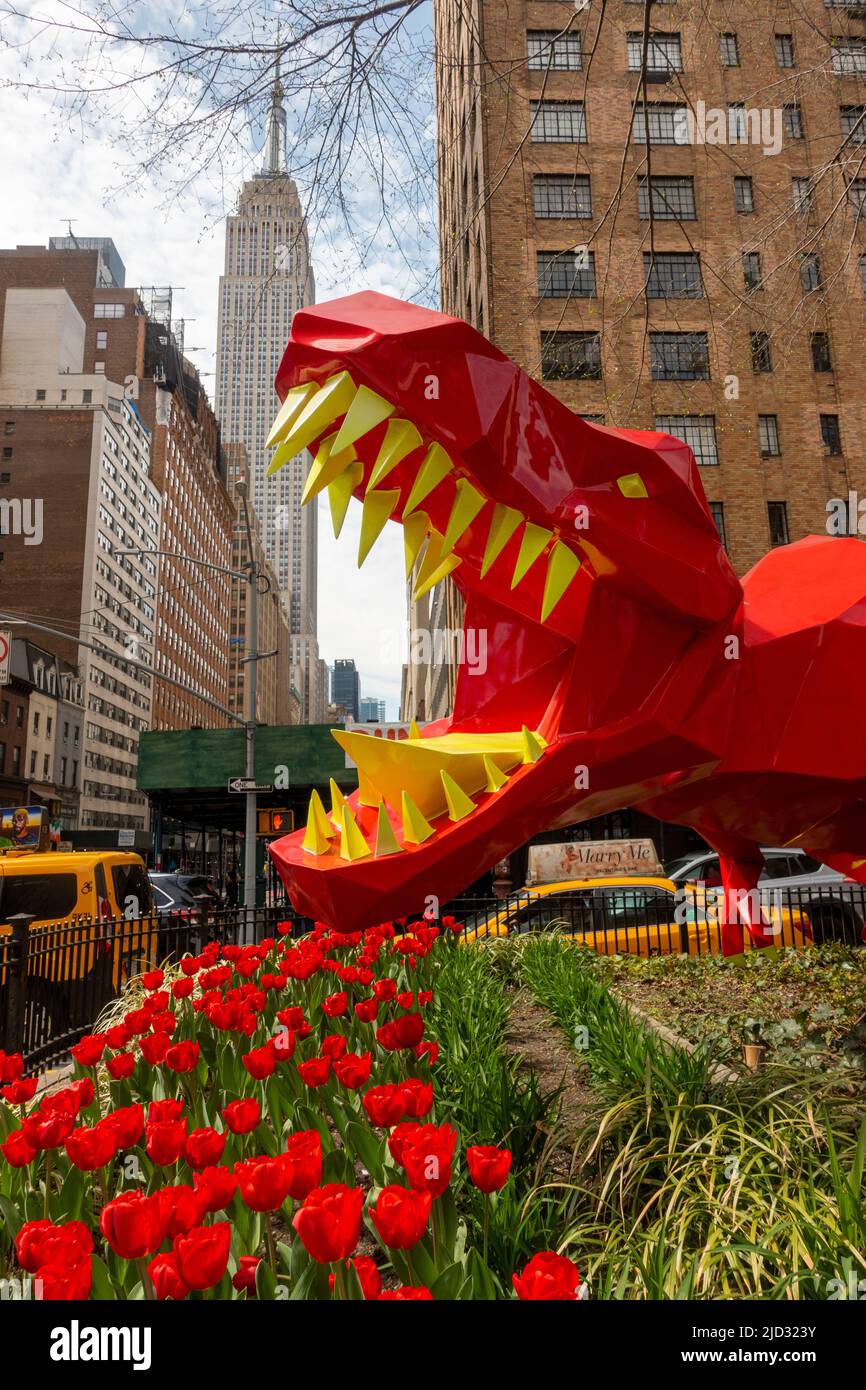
[266,291,740,927]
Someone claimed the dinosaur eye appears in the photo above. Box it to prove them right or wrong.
[616,473,648,499]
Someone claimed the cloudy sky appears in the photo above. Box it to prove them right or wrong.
[0,1,437,718]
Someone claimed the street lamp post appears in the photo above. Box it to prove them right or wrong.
[235,478,260,914]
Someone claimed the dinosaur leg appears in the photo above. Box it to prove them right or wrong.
[704,839,773,956]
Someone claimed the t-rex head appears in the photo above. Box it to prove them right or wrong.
[268,291,743,931]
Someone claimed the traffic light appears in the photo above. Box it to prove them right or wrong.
[257,809,293,837]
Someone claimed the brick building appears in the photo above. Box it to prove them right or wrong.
[425,0,866,721]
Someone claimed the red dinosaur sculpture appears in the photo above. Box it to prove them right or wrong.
[267,291,866,954]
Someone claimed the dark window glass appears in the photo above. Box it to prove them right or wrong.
[775,34,795,68]
[638,176,696,219]
[751,331,773,372]
[742,252,762,290]
[540,331,601,380]
[650,332,710,380]
[527,30,582,71]
[533,174,592,218]
[0,874,79,921]
[801,254,822,292]
[811,332,832,371]
[530,100,587,142]
[821,414,842,455]
[720,33,739,66]
[111,862,153,914]
[632,102,689,144]
[768,502,790,547]
[537,250,596,297]
[708,501,727,547]
[643,252,703,297]
[734,177,754,212]
[758,415,781,456]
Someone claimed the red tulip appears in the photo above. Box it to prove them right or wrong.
[106,1052,136,1080]
[139,1032,170,1065]
[183,1126,226,1169]
[329,1255,382,1300]
[148,1251,189,1300]
[242,1042,276,1079]
[165,1040,200,1074]
[16,1219,92,1273]
[39,1257,93,1301]
[221,1097,261,1135]
[399,1124,457,1198]
[232,1255,261,1294]
[156,1184,210,1239]
[369,1185,432,1249]
[193,1165,238,1214]
[372,978,397,1002]
[141,969,165,990]
[276,1006,305,1030]
[1,1077,37,1105]
[354,998,379,1023]
[297,1056,331,1089]
[512,1251,581,1301]
[400,1078,434,1118]
[100,1191,164,1260]
[105,1103,144,1149]
[172,978,195,1000]
[145,1118,187,1166]
[378,1285,433,1300]
[64,1122,118,1171]
[273,1028,296,1062]
[333,1051,372,1090]
[320,1034,347,1061]
[321,992,348,1018]
[21,1107,75,1151]
[292,1184,364,1264]
[0,1050,23,1083]
[173,1221,231,1291]
[1,1129,37,1167]
[466,1145,512,1193]
[416,1041,438,1066]
[70,1034,106,1067]
[377,1012,424,1051]
[148,1099,184,1123]
[234,1154,295,1212]
[362,1085,406,1129]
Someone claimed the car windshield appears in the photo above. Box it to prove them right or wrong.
[665,856,701,877]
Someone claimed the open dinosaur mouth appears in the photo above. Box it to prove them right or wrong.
[267,292,741,931]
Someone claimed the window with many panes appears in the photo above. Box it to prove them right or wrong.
[784,104,804,139]
[775,34,795,68]
[758,414,781,456]
[632,102,689,144]
[651,332,709,379]
[831,37,866,75]
[638,176,696,219]
[734,177,754,212]
[821,414,842,455]
[537,250,596,297]
[94,303,125,318]
[768,502,789,547]
[751,331,773,372]
[792,177,812,212]
[541,332,601,380]
[742,252,762,290]
[811,332,832,371]
[708,502,727,548]
[643,252,703,297]
[527,30,582,70]
[530,100,586,142]
[656,415,719,466]
[533,174,592,218]
[801,254,822,291]
[841,107,866,143]
[627,32,683,72]
[850,180,866,217]
[720,33,739,66]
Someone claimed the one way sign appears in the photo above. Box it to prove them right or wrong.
[228,777,273,794]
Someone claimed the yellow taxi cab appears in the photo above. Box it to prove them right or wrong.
[461,875,812,955]
[0,850,158,1029]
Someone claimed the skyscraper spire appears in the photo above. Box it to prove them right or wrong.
[262,51,288,175]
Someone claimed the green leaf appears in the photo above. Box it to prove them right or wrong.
[90,1255,118,1301]
[430,1260,466,1300]
[465,1248,498,1301]
[322,1148,354,1185]
[255,1259,278,1301]
[345,1121,385,1184]
[0,1193,23,1239]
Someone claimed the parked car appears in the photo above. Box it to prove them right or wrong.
[149,873,219,917]
[460,875,810,955]
[664,847,865,945]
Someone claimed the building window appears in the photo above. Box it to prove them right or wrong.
[530,100,586,142]
[60,756,67,784]
[32,711,39,734]
[643,252,703,298]
[820,414,842,455]
[792,177,812,212]
[35,389,46,401]
[742,252,762,290]
[720,32,739,66]
[734,177,754,213]
[537,250,596,298]
[775,34,795,68]
[751,331,773,373]
[650,332,710,380]
[801,254,822,292]
[96,331,108,349]
[540,331,602,380]
[849,180,866,218]
[768,502,790,547]
[632,101,689,144]
[783,104,804,140]
[708,502,727,548]
[29,750,36,776]
[627,32,683,73]
[15,705,23,729]
[82,389,92,403]
[43,754,49,779]
[12,746,20,774]
[758,414,781,456]
[579,414,606,425]
[3,422,14,435]
[655,415,719,466]
[533,174,592,219]
[0,701,6,724]
[94,362,106,375]
[638,175,696,220]
[94,303,125,318]
[2,446,11,460]
[811,332,832,371]
[841,106,866,144]
[527,29,582,71]
[859,253,866,296]
[831,37,866,75]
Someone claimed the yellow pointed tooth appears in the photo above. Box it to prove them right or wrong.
[329,778,346,827]
[375,801,403,856]
[369,419,423,489]
[480,503,523,578]
[403,443,453,516]
[267,435,304,477]
[402,790,435,844]
[331,385,395,455]
[441,478,487,558]
[266,383,316,449]
[357,768,382,808]
[270,370,357,464]
[340,804,371,861]
[404,511,429,579]
[617,472,648,499]
[358,488,400,565]
[302,790,335,854]
[521,725,545,764]
[440,770,476,822]
[541,541,582,622]
[331,726,524,818]
[301,432,358,505]
[511,523,552,588]
[327,462,363,538]
[483,754,509,792]
[412,528,461,601]
[408,720,421,739]
[413,554,460,601]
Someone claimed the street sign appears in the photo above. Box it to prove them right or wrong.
[228,777,273,794]
[117,828,136,847]
[0,631,10,685]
